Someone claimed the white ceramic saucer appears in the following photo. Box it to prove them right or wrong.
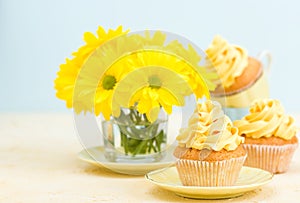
[78,146,176,175]
[145,166,273,199]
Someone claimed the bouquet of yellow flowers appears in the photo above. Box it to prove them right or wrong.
[54,26,217,160]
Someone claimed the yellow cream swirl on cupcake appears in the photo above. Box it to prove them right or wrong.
[233,99,298,173]
[233,99,297,140]
[275,116,298,140]
[176,100,244,151]
[206,35,269,111]
[206,35,248,88]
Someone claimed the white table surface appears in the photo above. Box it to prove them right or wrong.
[1,113,300,202]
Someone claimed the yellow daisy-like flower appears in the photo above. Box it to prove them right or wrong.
[54,26,129,110]
[110,49,213,122]
[112,50,211,99]
[94,64,134,120]
[112,66,193,122]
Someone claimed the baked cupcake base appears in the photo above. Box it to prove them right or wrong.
[212,57,263,96]
[242,136,298,173]
[176,156,246,186]
[243,143,298,174]
[174,145,246,186]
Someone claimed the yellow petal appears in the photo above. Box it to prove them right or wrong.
[158,88,182,106]
[137,96,151,114]
[96,26,106,38]
[83,32,98,44]
[147,106,160,123]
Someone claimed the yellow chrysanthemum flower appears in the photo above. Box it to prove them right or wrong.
[119,66,192,122]
[94,64,134,120]
[110,50,211,122]
[111,50,211,98]
[54,26,129,110]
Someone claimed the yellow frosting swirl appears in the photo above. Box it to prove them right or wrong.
[176,100,244,151]
[206,35,248,88]
[233,99,298,140]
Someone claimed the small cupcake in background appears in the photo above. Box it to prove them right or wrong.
[173,100,246,187]
[233,99,298,174]
[205,35,270,120]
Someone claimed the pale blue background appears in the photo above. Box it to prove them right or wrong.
[1,0,299,113]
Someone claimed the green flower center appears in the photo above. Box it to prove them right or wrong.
[148,75,162,89]
[102,75,117,90]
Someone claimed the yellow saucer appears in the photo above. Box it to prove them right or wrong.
[78,146,176,175]
[145,166,273,199]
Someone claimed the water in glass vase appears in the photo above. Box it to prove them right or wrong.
[102,108,168,163]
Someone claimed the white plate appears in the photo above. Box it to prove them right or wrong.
[146,166,273,199]
[78,146,176,175]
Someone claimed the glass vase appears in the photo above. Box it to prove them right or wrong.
[102,108,168,163]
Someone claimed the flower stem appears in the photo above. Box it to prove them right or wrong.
[115,108,166,156]
[132,140,148,156]
[120,132,128,155]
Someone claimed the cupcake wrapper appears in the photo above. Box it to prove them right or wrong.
[243,143,298,174]
[176,156,246,187]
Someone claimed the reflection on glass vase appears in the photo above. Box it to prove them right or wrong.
[102,107,168,163]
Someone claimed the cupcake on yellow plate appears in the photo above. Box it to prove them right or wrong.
[233,99,299,173]
[205,35,270,120]
[173,100,246,186]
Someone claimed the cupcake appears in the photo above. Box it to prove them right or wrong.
[205,35,270,120]
[173,100,246,186]
[233,99,299,173]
